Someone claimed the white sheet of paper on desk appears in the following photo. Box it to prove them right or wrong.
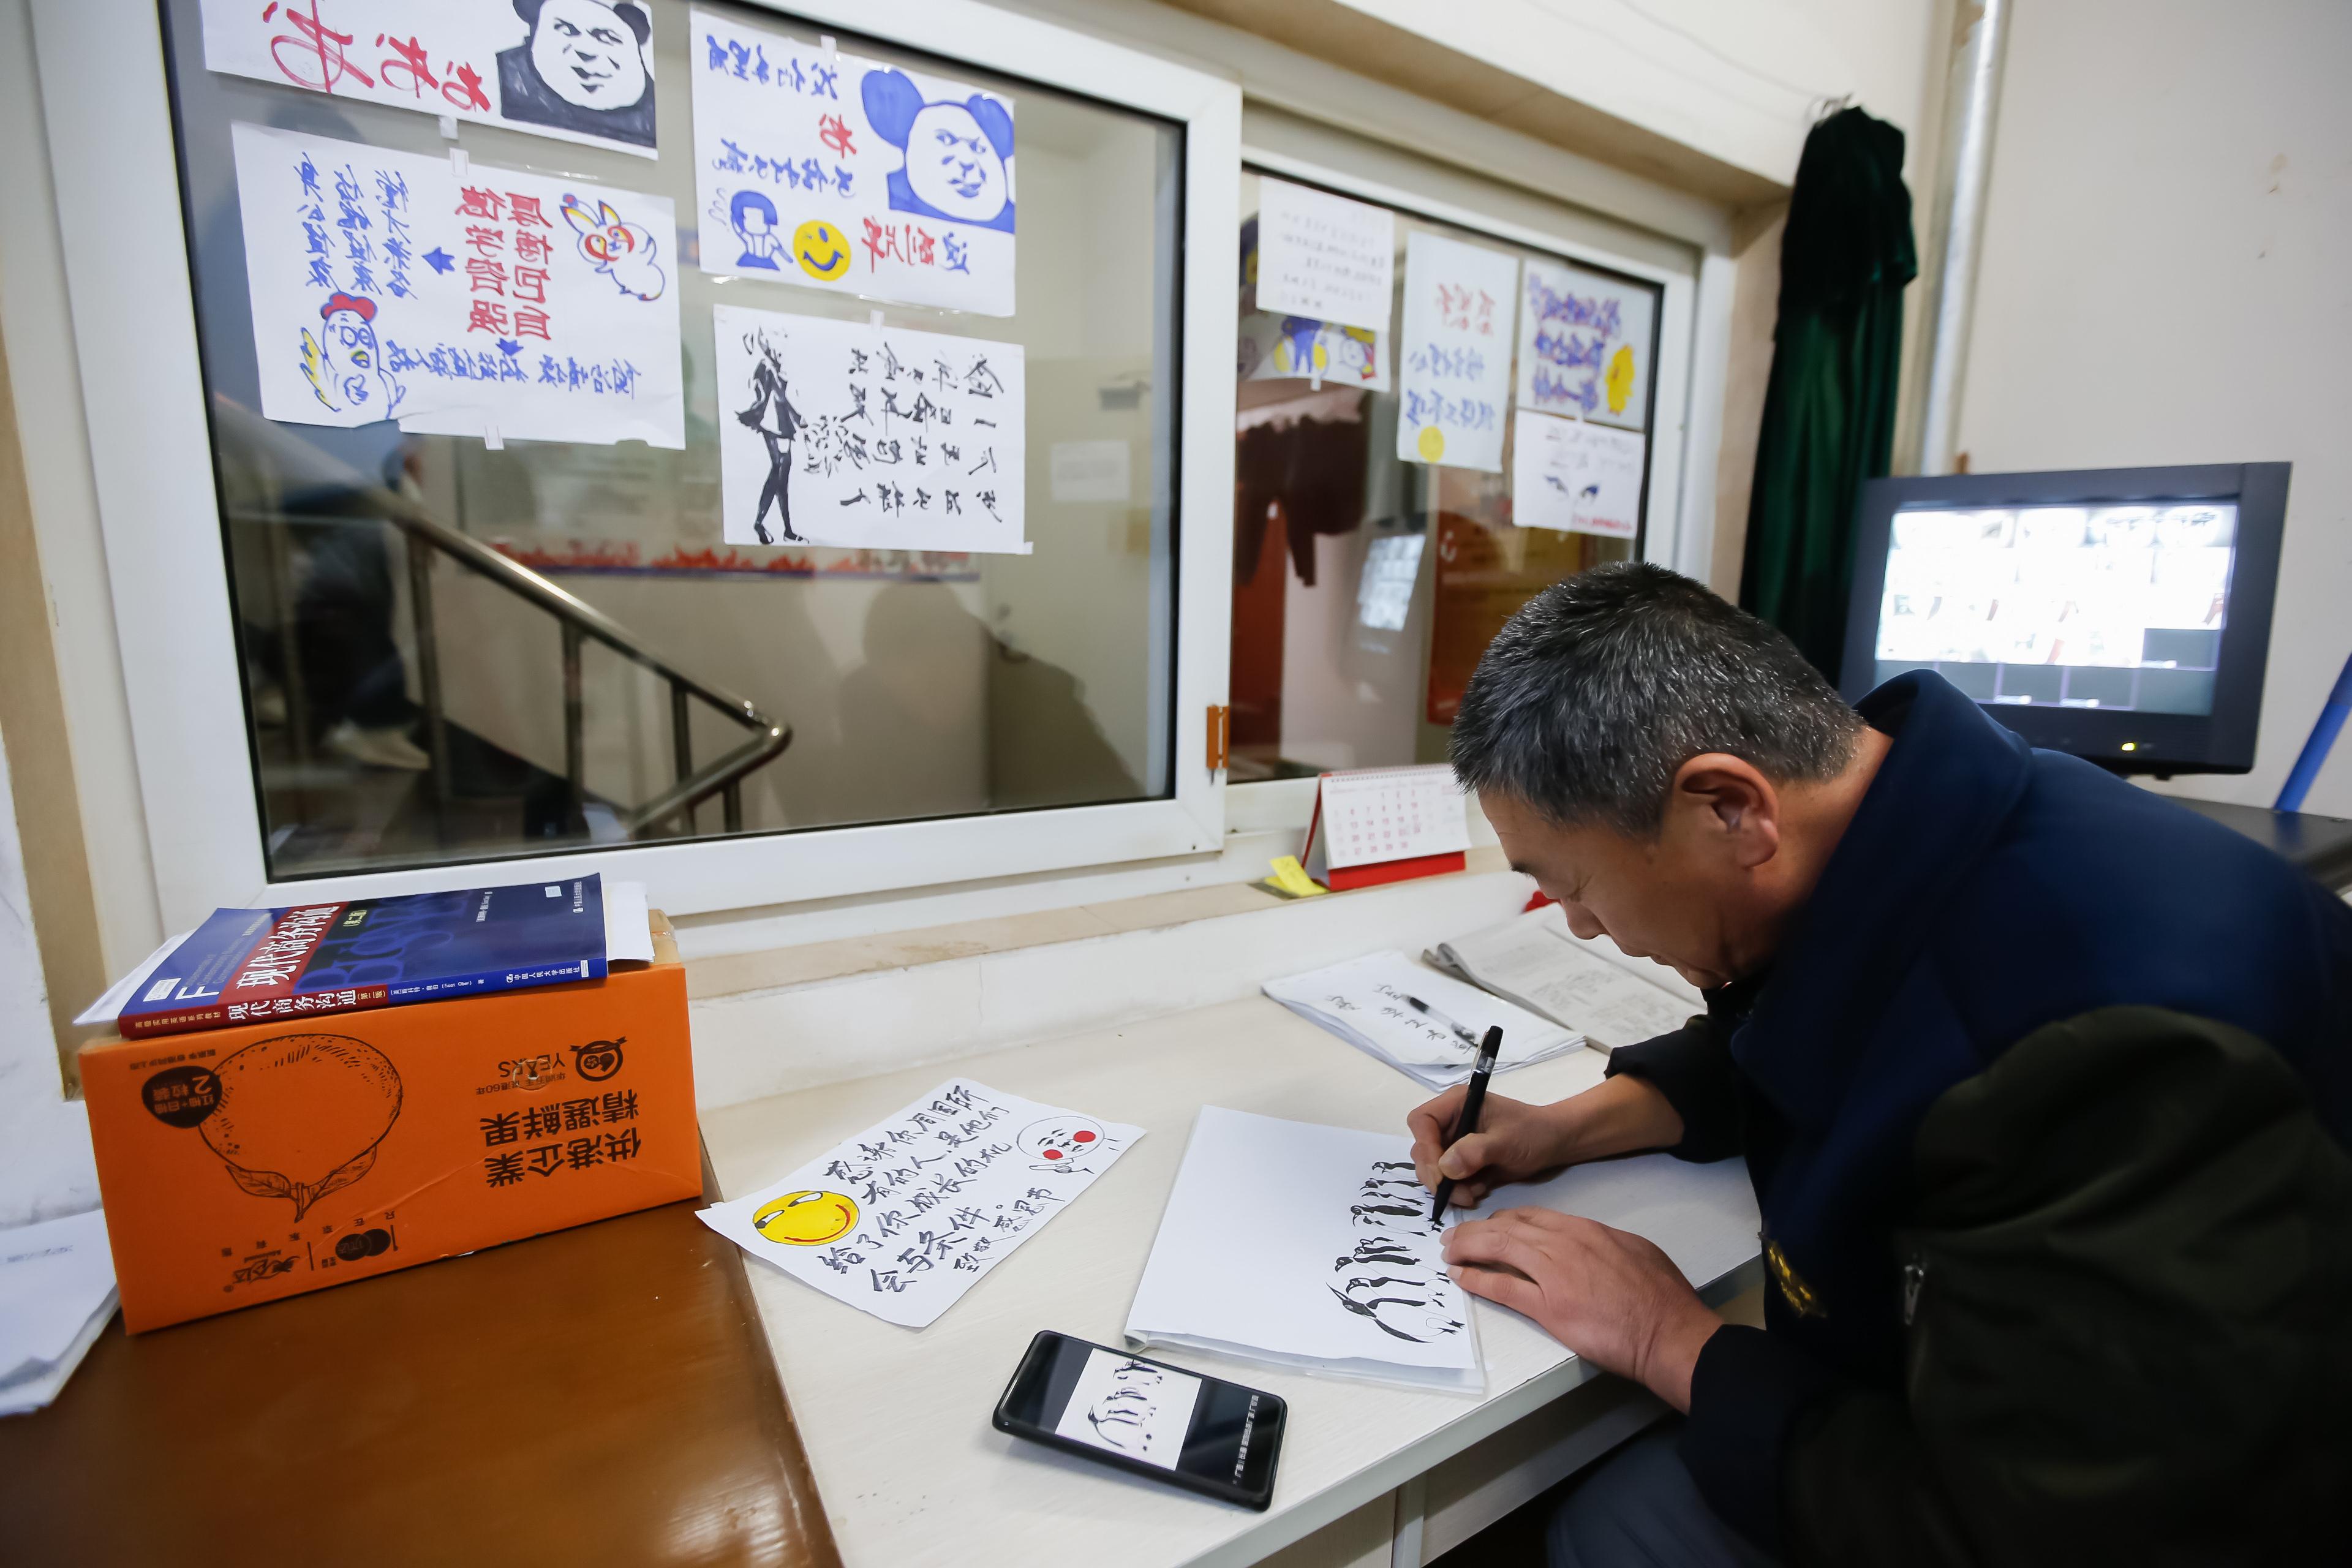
[1262,951,1578,1087]
[1467,1152,1760,1293]
[1126,1107,1480,1392]
[699,1079,1140,1329]
[1,1208,119,1417]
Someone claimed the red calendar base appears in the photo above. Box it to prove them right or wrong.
[1322,849,1468,892]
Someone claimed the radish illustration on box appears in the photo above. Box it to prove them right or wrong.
[192,1035,405,1221]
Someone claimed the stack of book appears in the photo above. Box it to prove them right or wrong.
[78,876,650,1039]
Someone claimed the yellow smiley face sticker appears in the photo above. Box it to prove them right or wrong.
[752,1188,859,1246]
[792,220,852,282]
[1416,425,1447,462]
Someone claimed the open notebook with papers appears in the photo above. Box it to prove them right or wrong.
[1262,951,1583,1090]
[1425,905,1704,1052]
[1124,1108,1483,1392]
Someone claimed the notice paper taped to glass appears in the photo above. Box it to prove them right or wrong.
[229,123,684,447]
[1125,1107,1482,1392]
[699,1079,1140,1329]
[690,6,1016,315]
[714,304,1027,554]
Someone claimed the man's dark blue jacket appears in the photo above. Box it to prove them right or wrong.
[1610,671,2352,1565]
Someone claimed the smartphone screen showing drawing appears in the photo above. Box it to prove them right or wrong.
[1050,1348,1203,1471]
[993,1332,1285,1509]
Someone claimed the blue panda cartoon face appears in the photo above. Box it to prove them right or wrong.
[860,67,1017,234]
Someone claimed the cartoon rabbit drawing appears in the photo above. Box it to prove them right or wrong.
[561,193,667,301]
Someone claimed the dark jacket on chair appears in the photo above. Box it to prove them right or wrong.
[1608,670,2352,1564]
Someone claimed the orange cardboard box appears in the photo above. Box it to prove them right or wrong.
[80,915,701,1333]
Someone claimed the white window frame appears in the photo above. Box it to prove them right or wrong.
[1224,124,1709,835]
[34,0,1240,932]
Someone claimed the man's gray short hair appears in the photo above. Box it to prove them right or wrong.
[1450,562,1864,836]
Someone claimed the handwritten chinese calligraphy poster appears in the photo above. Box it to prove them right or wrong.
[1516,258,1656,431]
[1396,232,1519,472]
[691,9,1016,316]
[201,0,659,157]
[1511,410,1646,538]
[1254,178,1395,334]
[698,1079,1144,1329]
[714,304,1026,553]
[232,124,683,447]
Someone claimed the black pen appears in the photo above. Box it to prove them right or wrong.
[1431,1025,1503,1223]
[1403,993,1480,1052]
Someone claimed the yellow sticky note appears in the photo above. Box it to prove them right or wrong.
[1268,856,1328,898]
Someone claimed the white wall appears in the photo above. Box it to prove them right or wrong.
[0,726,99,1226]
[1955,0,2352,816]
[1330,0,1941,187]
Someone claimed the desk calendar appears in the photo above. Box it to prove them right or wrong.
[1302,766,1471,890]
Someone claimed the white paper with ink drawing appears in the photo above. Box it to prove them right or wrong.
[699,1079,1139,1329]
[690,8,1016,316]
[1512,412,1646,540]
[229,123,684,448]
[713,304,1027,554]
[1125,1108,1483,1393]
[1262,951,1581,1089]
[199,0,660,159]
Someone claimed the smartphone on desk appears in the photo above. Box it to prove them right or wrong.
[992,1330,1285,1510]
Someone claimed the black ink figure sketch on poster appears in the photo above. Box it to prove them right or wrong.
[736,328,806,543]
[496,0,659,149]
[1327,1159,1466,1344]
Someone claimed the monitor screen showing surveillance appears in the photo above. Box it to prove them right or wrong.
[1871,502,2237,717]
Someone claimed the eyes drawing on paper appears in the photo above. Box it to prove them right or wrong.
[1327,1159,1465,1344]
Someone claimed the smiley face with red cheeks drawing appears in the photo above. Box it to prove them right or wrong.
[1019,1115,1107,1172]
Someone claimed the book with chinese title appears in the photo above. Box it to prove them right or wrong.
[113,876,609,1039]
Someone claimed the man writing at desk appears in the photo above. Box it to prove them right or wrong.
[1410,564,2351,1566]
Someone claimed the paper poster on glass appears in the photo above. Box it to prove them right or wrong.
[200,0,660,157]
[1396,232,1518,473]
[690,8,1016,316]
[1511,410,1645,539]
[714,304,1027,554]
[231,123,684,448]
[1517,258,1655,431]
[1237,217,1388,391]
[1235,312,1389,391]
[1253,178,1395,334]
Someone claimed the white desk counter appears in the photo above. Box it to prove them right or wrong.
[701,989,1762,1568]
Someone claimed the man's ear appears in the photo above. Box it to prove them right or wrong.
[1668,752,1781,869]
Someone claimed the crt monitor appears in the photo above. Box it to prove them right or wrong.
[1840,463,2289,776]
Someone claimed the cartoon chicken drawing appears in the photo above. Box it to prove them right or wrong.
[200,1034,403,1221]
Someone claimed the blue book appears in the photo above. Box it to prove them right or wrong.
[116,875,608,1038]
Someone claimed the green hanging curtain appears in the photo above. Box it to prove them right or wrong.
[1740,107,1918,679]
